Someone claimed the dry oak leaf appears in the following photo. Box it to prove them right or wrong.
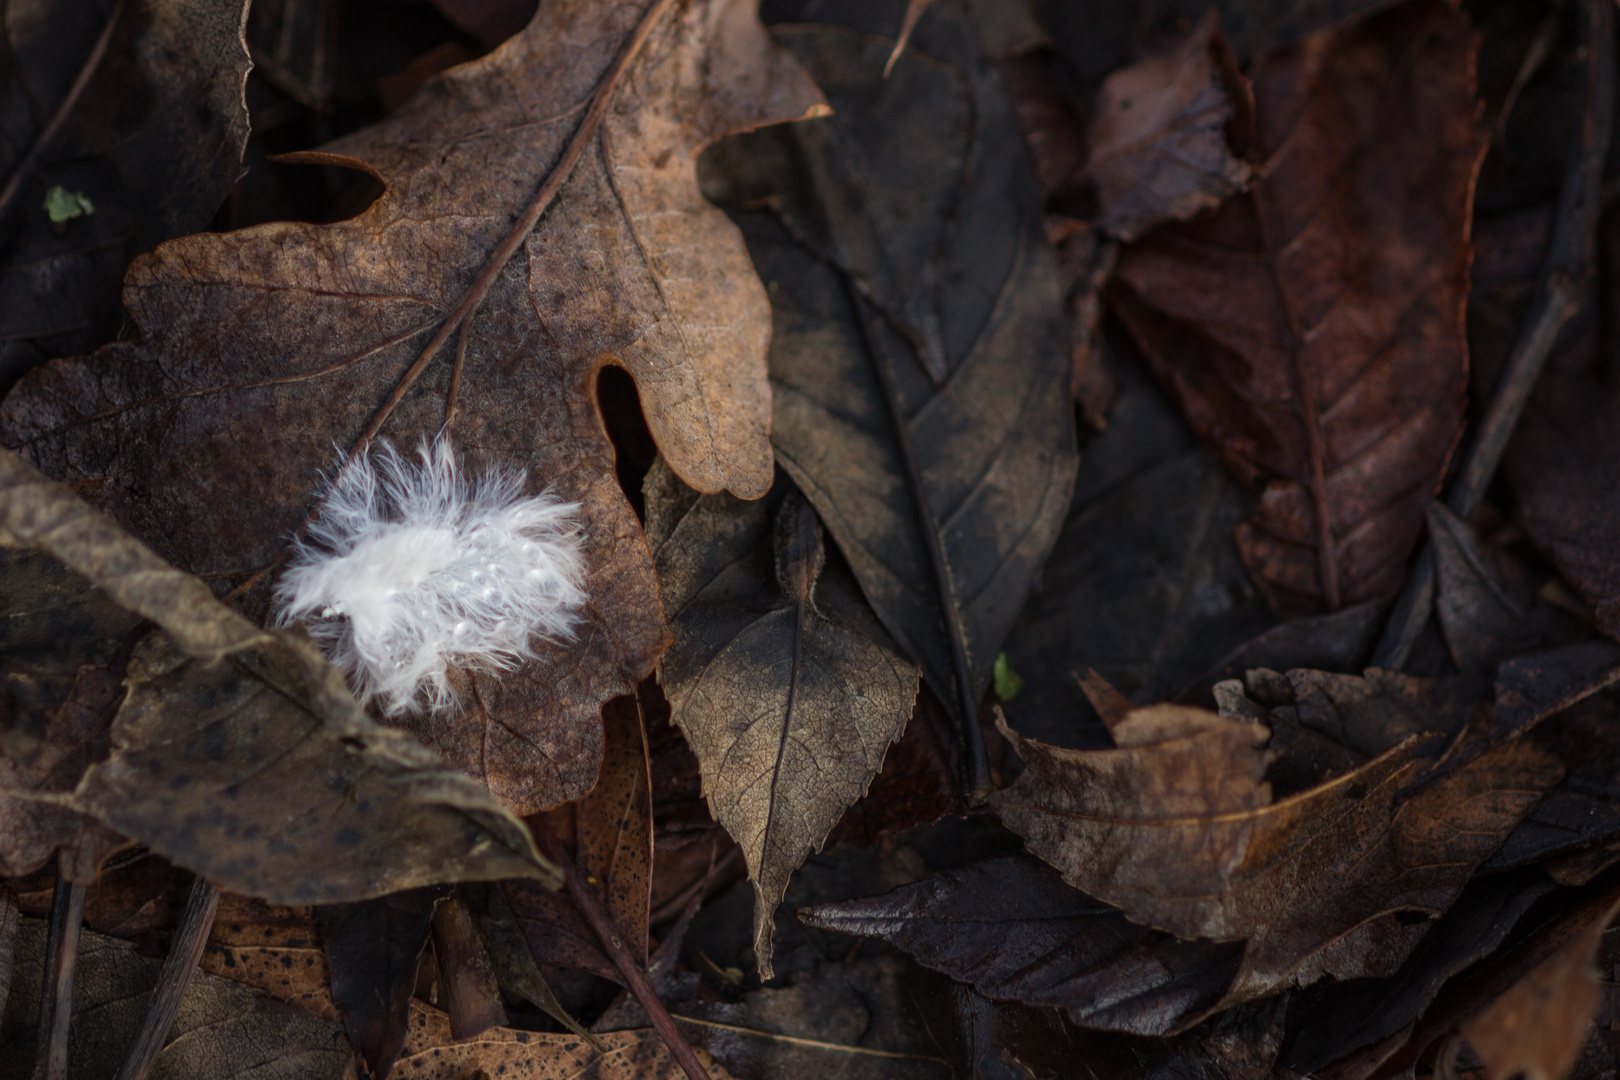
[0,0,826,815]
[1108,0,1486,616]
[991,703,1560,1020]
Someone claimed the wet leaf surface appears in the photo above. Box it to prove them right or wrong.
[646,459,917,979]
[0,0,825,815]
[0,0,252,389]
[1110,0,1485,615]
[700,0,1079,759]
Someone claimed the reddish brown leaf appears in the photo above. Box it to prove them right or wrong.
[1086,12,1253,243]
[0,0,826,816]
[576,694,655,966]
[1109,0,1486,616]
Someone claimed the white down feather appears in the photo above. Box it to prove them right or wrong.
[274,438,586,716]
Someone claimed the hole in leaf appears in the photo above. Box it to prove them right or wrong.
[596,365,657,522]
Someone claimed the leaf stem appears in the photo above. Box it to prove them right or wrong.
[846,286,993,803]
[1372,0,1614,670]
[112,877,220,1080]
[530,817,713,1080]
[0,0,126,223]
[31,876,84,1080]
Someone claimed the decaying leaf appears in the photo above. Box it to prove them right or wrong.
[991,696,1560,1017]
[1462,892,1620,1080]
[577,695,655,967]
[317,885,446,1079]
[0,919,354,1080]
[1109,0,1486,615]
[798,853,1244,1036]
[391,998,734,1080]
[1086,12,1253,242]
[0,0,252,389]
[700,0,1078,777]
[673,954,949,1080]
[0,0,827,815]
[646,460,917,980]
[0,445,555,903]
[1281,869,1557,1075]
[999,447,1272,752]
[1430,501,1541,674]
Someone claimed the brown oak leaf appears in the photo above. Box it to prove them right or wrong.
[1108,0,1486,615]
[0,0,826,814]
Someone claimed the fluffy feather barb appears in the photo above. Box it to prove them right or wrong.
[274,439,587,715]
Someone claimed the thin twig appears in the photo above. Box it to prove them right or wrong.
[846,285,993,802]
[112,877,220,1080]
[223,0,677,604]
[531,818,713,1080]
[31,877,85,1080]
[1372,0,1614,670]
[0,0,126,222]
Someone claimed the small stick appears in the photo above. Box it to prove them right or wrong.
[531,818,712,1080]
[111,877,220,1080]
[31,878,85,1080]
[0,0,126,222]
[1372,0,1614,671]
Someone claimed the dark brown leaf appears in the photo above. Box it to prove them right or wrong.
[431,891,507,1042]
[645,460,917,980]
[1387,886,1620,1080]
[999,446,1272,752]
[991,701,1560,1017]
[0,447,555,902]
[798,854,1244,1036]
[699,0,1079,769]
[1109,0,1486,615]
[316,885,446,1080]
[1431,502,1543,674]
[1282,868,1558,1074]
[0,0,826,815]
[0,0,251,388]
[0,919,354,1080]
[0,888,15,1019]
[577,694,655,967]
[1085,13,1252,242]
[503,877,620,985]
[1501,282,1620,643]
[1484,691,1620,874]
[829,687,965,853]
[673,954,950,1080]
[1462,889,1619,1080]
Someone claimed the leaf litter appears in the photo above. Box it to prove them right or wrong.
[9,0,1620,1076]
